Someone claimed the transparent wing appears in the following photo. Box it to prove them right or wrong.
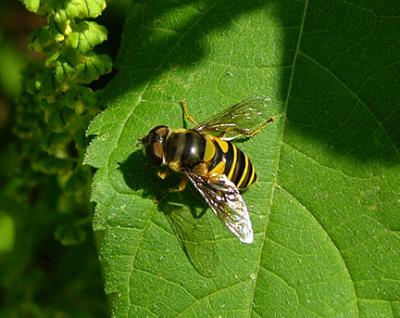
[185,170,253,244]
[161,200,219,278]
[195,96,272,141]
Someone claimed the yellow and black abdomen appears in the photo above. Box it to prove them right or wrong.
[203,136,257,190]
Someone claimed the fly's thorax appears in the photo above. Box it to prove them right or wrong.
[140,125,171,165]
[165,129,206,170]
[204,136,257,190]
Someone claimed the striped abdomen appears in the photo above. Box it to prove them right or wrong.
[165,130,256,190]
[203,136,257,190]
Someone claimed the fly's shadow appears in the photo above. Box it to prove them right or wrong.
[118,149,165,198]
[119,149,219,277]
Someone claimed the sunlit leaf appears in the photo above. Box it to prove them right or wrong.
[85,0,400,316]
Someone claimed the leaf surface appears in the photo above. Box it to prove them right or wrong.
[85,0,400,316]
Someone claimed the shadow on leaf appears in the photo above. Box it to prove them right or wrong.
[101,0,399,169]
[119,149,220,277]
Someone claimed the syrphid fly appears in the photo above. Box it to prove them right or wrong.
[140,96,273,244]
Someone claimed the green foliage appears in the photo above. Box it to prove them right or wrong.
[0,178,108,317]
[85,0,400,317]
[15,0,112,204]
[0,0,113,316]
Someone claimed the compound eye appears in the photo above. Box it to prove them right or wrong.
[153,126,168,137]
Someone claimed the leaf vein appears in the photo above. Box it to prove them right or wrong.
[257,265,325,318]
[132,265,196,301]
[176,279,250,317]
[277,185,359,313]
[129,304,158,317]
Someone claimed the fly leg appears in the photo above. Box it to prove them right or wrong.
[156,177,188,204]
[218,116,275,138]
[251,116,275,135]
[179,98,199,127]
[157,167,170,180]
[243,116,275,137]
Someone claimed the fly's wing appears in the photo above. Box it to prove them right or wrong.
[185,170,253,243]
[162,201,219,278]
[195,96,272,141]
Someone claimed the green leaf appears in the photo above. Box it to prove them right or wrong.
[67,21,108,53]
[75,53,112,83]
[53,0,107,20]
[85,0,400,317]
[22,0,41,13]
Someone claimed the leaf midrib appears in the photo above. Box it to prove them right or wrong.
[247,0,327,317]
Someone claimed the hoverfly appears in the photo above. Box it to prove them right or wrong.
[140,96,273,244]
